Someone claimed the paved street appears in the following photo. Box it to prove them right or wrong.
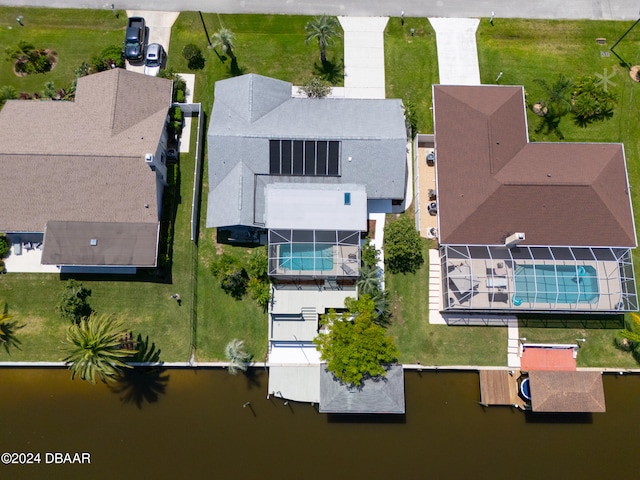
[0,0,638,20]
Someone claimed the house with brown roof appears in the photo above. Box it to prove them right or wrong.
[0,68,173,273]
[433,84,637,313]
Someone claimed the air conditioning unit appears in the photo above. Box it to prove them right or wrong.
[505,232,525,248]
[145,153,154,164]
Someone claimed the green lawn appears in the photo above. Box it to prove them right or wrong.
[3,11,640,368]
[477,18,640,367]
[385,17,439,133]
[0,7,125,94]
[385,215,507,366]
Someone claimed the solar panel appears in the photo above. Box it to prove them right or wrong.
[328,141,339,175]
[293,140,304,174]
[281,140,292,174]
[269,140,280,174]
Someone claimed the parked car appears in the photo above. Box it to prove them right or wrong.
[124,16,146,61]
[144,43,165,76]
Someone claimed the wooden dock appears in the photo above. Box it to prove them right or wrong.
[478,369,526,408]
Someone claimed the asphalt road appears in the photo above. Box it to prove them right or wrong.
[0,0,638,20]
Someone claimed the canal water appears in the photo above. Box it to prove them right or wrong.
[0,368,637,479]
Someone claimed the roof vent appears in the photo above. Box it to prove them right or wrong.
[504,232,525,248]
[90,239,98,246]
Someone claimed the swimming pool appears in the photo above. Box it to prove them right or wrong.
[278,243,334,271]
[514,264,599,304]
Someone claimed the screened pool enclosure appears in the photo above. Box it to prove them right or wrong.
[268,229,360,279]
[441,245,637,312]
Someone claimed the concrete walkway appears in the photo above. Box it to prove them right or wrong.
[428,18,480,85]
[338,16,388,99]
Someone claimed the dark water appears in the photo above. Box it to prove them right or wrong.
[0,368,637,480]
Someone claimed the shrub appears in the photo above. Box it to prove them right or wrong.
[56,280,93,323]
[384,215,424,274]
[211,254,248,299]
[158,69,187,103]
[182,43,205,70]
[299,76,332,98]
[90,45,124,72]
[0,235,9,258]
[360,236,380,267]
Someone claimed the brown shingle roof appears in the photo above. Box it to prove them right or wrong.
[529,370,605,413]
[0,69,171,233]
[434,85,636,247]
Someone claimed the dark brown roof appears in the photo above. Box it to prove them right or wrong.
[529,370,605,413]
[434,85,636,247]
[41,221,159,267]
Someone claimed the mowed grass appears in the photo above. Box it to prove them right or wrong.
[385,17,439,133]
[1,149,194,362]
[0,7,126,94]
[166,12,344,119]
[385,214,507,366]
[478,18,640,367]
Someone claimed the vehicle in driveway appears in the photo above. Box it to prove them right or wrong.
[124,16,146,61]
[144,43,165,76]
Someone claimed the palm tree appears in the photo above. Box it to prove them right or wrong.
[225,338,250,375]
[305,15,341,64]
[0,304,23,355]
[63,313,134,384]
[211,27,237,62]
[357,263,381,297]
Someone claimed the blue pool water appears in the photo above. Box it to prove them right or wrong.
[279,243,334,271]
[514,264,599,304]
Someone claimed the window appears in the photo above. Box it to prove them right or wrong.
[269,140,340,176]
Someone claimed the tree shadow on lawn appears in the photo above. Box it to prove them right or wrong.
[109,334,169,409]
[313,57,344,84]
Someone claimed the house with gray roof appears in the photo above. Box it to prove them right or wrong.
[207,74,408,406]
[0,68,173,272]
[432,84,637,314]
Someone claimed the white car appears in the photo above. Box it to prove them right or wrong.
[144,43,165,76]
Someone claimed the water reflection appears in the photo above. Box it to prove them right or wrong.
[0,369,638,479]
[108,335,169,408]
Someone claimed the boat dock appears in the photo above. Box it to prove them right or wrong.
[478,369,526,408]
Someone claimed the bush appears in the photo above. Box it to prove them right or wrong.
[299,76,332,98]
[56,280,93,323]
[158,69,187,103]
[384,215,424,274]
[0,235,9,258]
[6,42,54,75]
[90,45,125,72]
[182,43,205,70]
[211,254,248,299]
[360,236,380,267]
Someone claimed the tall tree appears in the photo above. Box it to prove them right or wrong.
[225,338,251,375]
[314,296,398,387]
[0,303,23,355]
[305,15,341,64]
[63,313,134,384]
[211,27,237,62]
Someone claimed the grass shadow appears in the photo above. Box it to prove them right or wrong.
[518,313,624,329]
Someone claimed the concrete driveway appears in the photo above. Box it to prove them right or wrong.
[125,10,179,74]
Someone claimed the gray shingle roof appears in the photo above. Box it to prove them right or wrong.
[206,74,407,228]
[319,364,405,414]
